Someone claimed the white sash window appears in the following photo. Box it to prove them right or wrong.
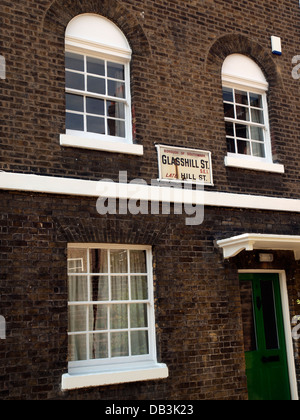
[222,54,284,173]
[60,14,143,155]
[62,244,168,390]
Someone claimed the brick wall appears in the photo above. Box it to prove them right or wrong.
[0,190,299,400]
[1,0,300,197]
[1,0,300,400]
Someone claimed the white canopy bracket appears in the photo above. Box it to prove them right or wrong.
[217,234,300,260]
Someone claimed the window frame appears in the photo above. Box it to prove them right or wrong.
[222,81,272,163]
[65,48,132,145]
[66,244,159,377]
[60,14,143,156]
[221,54,284,173]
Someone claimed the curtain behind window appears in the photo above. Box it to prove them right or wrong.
[68,248,149,362]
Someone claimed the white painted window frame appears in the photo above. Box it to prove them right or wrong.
[223,82,272,161]
[222,55,284,174]
[65,50,130,143]
[60,14,143,156]
[62,244,168,390]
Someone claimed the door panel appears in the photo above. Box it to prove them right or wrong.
[240,273,291,400]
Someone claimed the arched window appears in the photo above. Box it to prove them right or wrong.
[60,14,143,155]
[222,54,284,173]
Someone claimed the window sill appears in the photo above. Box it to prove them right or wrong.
[224,155,285,174]
[61,362,169,390]
[60,134,144,156]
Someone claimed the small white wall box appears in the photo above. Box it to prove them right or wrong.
[271,36,282,55]
[259,253,274,262]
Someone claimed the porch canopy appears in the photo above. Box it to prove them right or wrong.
[217,234,300,260]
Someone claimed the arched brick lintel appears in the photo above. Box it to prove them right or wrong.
[41,0,151,57]
[205,33,283,89]
[205,33,284,163]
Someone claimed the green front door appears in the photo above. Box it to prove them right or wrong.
[239,273,291,400]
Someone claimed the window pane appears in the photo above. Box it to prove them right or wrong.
[90,333,108,359]
[90,276,109,302]
[130,303,148,328]
[67,247,152,363]
[107,101,125,119]
[87,76,105,95]
[89,249,108,273]
[251,109,264,124]
[87,116,105,134]
[65,52,84,72]
[66,113,84,131]
[110,250,128,273]
[223,103,234,119]
[68,248,87,273]
[66,71,84,91]
[251,126,264,141]
[69,306,87,332]
[237,140,251,155]
[66,94,84,112]
[131,331,149,356]
[240,281,257,352]
[225,122,234,137]
[107,62,125,80]
[68,258,84,274]
[235,124,250,139]
[226,137,235,153]
[87,57,105,76]
[130,250,147,273]
[107,119,125,138]
[89,305,108,331]
[235,90,248,105]
[108,80,125,98]
[68,276,88,302]
[69,334,87,361]
[111,332,129,357]
[250,93,263,108]
[86,97,104,115]
[223,87,234,102]
[111,276,129,301]
[110,304,128,329]
[252,142,266,158]
[131,276,148,300]
[261,280,279,350]
[236,106,250,122]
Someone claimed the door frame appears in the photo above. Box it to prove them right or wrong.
[239,269,299,400]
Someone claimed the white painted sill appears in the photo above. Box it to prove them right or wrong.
[60,134,144,156]
[224,155,285,174]
[61,362,169,390]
